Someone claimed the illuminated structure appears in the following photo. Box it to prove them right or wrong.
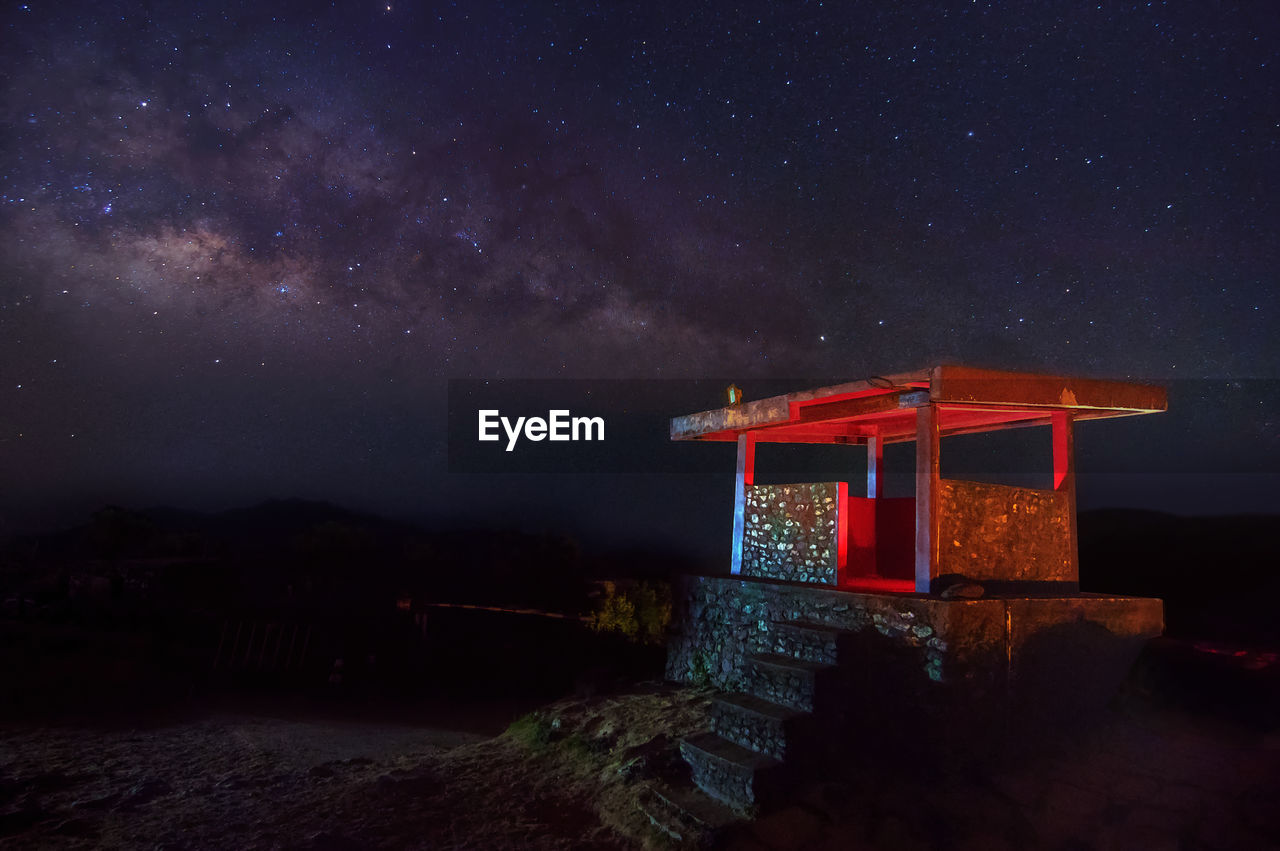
[671,364,1167,594]
[661,366,1168,815]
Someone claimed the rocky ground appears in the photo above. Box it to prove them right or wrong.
[1,683,1276,850]
[0,685,709,849]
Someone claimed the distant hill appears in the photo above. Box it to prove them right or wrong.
[4,502,1275,644]
[0,499,591,614]
[1,499,416,561]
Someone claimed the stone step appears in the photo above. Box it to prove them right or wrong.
[782,617,853,635]
[679,731,783,813]
[745,653,832,712]
[768,619,854,665]
[635,780,741,844]
[711,692,803,760]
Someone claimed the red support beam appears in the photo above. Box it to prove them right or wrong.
[836,481,849,585]
[1052,410,1074,490]
[865,433,882,577]
[867,433,883,498]
[793,389,930,424]
[915,404,940,594]
[1052,410,1080,580]
[730,433,757,575]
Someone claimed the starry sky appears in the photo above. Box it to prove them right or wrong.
[1,1,1276,542]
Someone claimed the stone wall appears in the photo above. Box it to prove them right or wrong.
[666,574,1163,737]
[741,482,842,585]
[937,479,1074,583]
[665,574,1005,692]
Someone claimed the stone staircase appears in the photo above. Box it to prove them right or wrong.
[635,778,741,844]
[677,617,856,813]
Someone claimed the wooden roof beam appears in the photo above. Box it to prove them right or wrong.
[930,365,1167,412]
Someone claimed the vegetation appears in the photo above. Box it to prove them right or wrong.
[587,581,671,646]
[504,712,554,751]
[688,649,713,688]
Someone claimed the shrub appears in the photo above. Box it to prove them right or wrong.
[689,650,713,688]
[588,581,671,646]
[505,712,553,750]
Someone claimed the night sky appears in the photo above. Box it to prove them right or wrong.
[1,1,1276,543]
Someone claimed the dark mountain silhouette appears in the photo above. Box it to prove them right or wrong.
[4,502,1275,643]
[0,499,596,615]
[1078,509,1279,645]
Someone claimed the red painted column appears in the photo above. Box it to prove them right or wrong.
[867,433,883,498]
[836,481,849,585]
[866,432,882,576]
[730,432,756,575]
[1052,410,1080,582]
[914,404,940,593]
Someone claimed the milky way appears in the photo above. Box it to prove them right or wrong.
[1,1,1276,534]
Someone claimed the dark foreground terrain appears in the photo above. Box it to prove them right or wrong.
[0,685,706,850]
[1,665,1277,850]
[1,506,1276,848]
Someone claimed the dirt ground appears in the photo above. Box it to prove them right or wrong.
[0,685,708,850]
[1,684,1277,850]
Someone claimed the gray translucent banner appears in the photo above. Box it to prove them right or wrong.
[446,378,1278,478]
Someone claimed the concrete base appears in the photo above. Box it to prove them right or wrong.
[669,575,1160,699]
[667,574,1163,797]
